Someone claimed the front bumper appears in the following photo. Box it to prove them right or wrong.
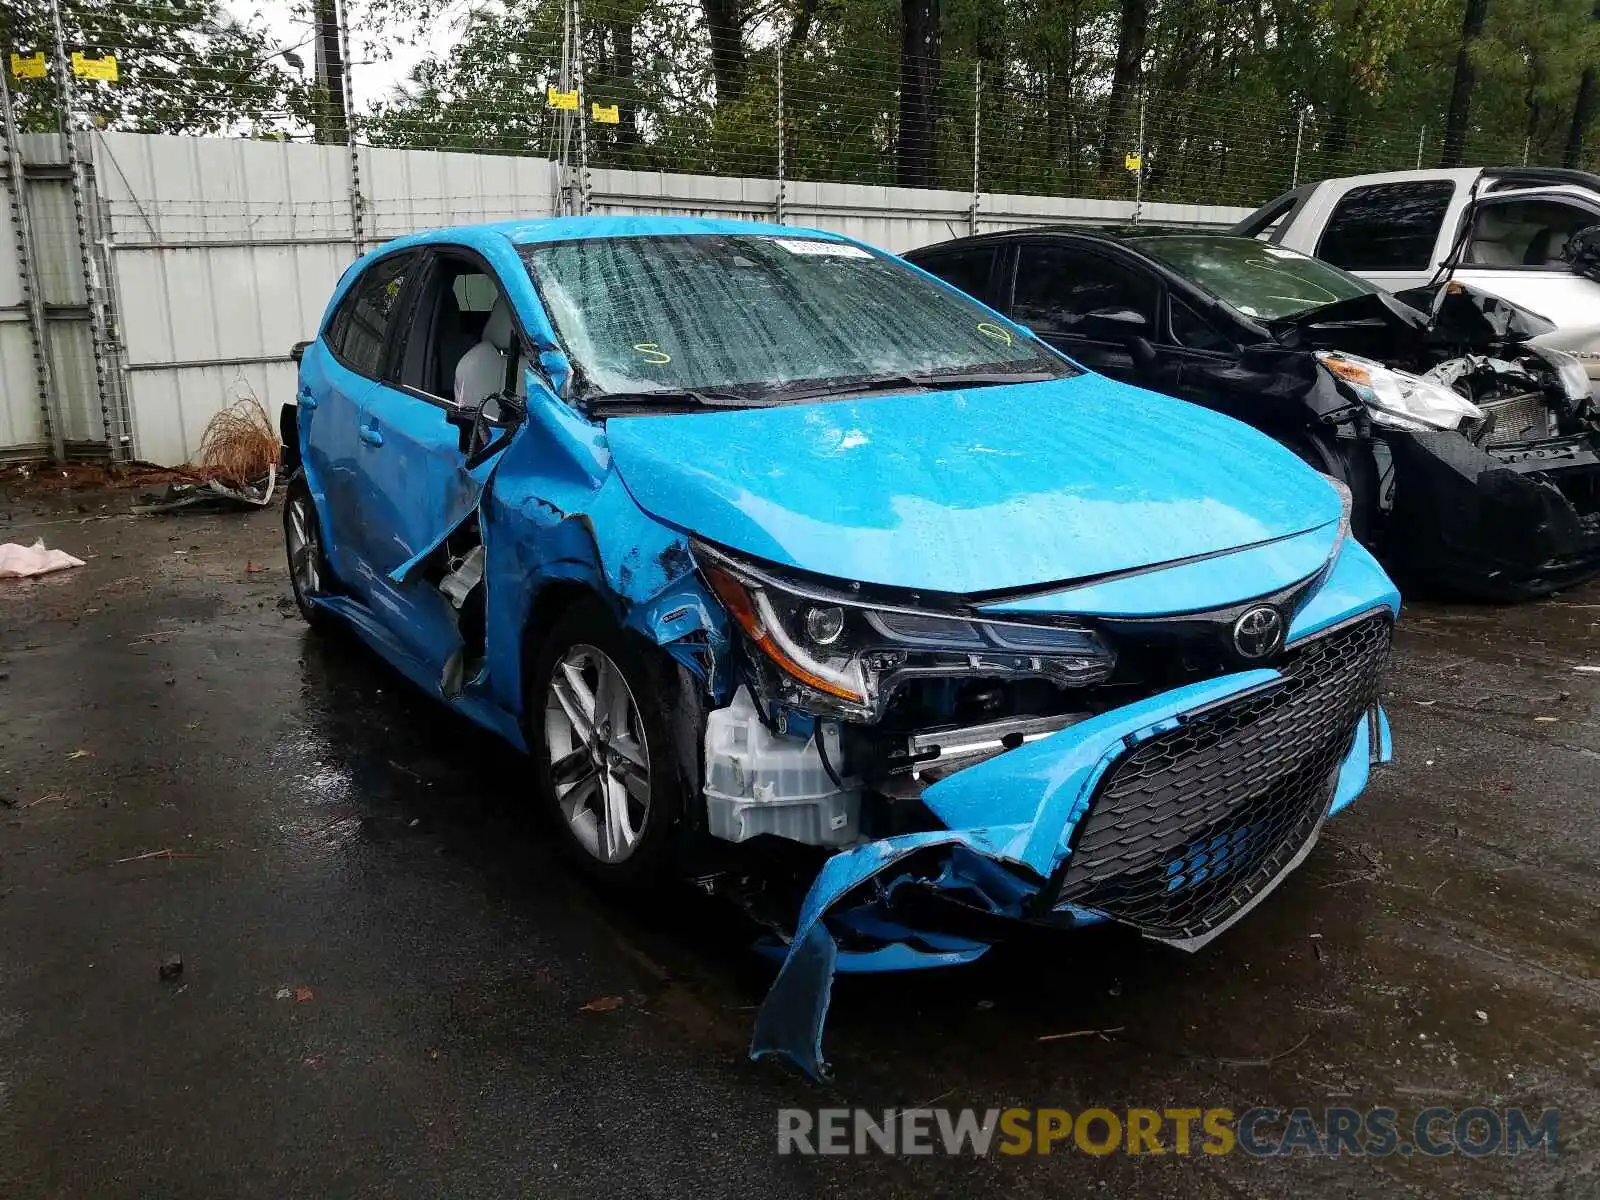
[1384,429,1600,597]
[750,576,1397,1077]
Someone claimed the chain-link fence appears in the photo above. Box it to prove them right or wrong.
[7,0,1584,215]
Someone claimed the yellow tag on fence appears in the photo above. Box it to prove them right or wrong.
[591,102,619,124]
[71,53,118,81]
[10,52,46,79]
[546,87,579,111]
[1124,152,1142,172]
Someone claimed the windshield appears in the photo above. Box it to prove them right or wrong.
[518,234,1073,402]
[1136,235,1377,321]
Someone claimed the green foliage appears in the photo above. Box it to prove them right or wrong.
[1,0,311,135]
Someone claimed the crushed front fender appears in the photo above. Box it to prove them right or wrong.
[751,641,1393,1078]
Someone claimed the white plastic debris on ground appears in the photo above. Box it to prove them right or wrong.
[0,540,87,579]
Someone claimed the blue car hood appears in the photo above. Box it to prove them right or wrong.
[605,373,1342,595]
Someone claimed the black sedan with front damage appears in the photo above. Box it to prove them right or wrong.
[907,229,1600,598]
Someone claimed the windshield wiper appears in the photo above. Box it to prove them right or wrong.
[769,369,1058,403]
[583,387,765,410]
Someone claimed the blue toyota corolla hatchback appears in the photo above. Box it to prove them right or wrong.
[283,216,1398,1075]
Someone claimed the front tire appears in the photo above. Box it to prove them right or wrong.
[527,603,689,888]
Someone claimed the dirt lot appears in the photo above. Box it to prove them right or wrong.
[1,478,1597,1198]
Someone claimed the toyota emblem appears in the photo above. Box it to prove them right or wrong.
[1232,605,1284,660]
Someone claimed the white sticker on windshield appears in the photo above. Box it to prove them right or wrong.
[1262,246,1309,260]
[771,238,873,259]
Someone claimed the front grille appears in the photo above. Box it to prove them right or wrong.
[1482,393,1556,446]
[1051,613,1391,942]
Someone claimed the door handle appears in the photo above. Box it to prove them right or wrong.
[359,425,384,448]
[298,388,318,410]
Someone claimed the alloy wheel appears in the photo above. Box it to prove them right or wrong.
[285,489,323,601]
[543,643,652,864]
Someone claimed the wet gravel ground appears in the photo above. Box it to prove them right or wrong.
[1,488,1597,1199]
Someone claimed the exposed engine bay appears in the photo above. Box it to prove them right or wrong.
[1270,282,1600,597]
[693,539,1308,852]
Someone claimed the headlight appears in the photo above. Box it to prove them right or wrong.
[694,542,1115,720]
[1317,351,1484,432]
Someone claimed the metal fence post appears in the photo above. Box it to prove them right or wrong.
[968,62,981,236]
[335,0,364,254]
[48,0,115,459]
[774,49,786,224]
[1131,91,1145,223]
[573,0,590,214]
[1292,106,1306,186]
[1,63,64,462]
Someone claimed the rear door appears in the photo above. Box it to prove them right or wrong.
[300,250,417,592]
[1004,240,1170,390]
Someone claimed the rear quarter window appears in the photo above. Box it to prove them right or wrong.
[912,247,997,304]
[1316,181,1454,271]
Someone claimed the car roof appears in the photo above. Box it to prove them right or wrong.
[374,215,849,254]
[906,224,1259,252]
[1295,165,1600,194]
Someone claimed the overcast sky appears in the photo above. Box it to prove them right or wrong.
[232,0,474,110]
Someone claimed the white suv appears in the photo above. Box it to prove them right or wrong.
[1236,168,1600,389]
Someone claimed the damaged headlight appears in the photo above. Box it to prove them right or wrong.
[694,541,1115,720]
[1317,351,1485,433]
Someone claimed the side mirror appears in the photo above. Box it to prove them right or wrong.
[1078,307,1151,339]
[1564,224,1600,282]
[447,394,517,460]
[290,339,312,364]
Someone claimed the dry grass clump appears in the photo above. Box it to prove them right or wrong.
[194,394,279,487]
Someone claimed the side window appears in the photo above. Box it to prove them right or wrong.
[1466,198,1600,267]
[915,247,996,304]
[1168,296,1233,353]
[392,255,520,406]
[1316,182,1453,271]
[1012,244,1158,334]
[328,252,413,378]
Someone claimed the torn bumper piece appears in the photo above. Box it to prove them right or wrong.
[751,626,1393,1079]
[1386,429,1600,595]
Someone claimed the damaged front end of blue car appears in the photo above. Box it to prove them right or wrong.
[683,528,1395,1079]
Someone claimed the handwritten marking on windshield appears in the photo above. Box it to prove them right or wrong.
[976,322,1014,346]
[633,343,672,364]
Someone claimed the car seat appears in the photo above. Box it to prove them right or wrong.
[1467,208,1523,265]
[452,296,528,410]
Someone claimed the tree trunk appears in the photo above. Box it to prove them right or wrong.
[897,0,940,188]
[788,0,820,49]
[612,19,637,147]
[1098,0,1148,176]
[312,0,348,145]
[700,0,746,105]
[1440,0,1490,167]
[1564,3,1600,167]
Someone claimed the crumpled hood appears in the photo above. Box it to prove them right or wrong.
[605,373,1342,595]
[1270,283,1555,358]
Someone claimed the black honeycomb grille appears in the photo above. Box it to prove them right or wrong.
[1052,613,1392,941]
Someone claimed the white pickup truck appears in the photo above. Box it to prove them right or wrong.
[1234,167,1600,388]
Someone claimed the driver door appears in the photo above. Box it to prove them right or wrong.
[1453,191,1600,327]
[356,248,525,674]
